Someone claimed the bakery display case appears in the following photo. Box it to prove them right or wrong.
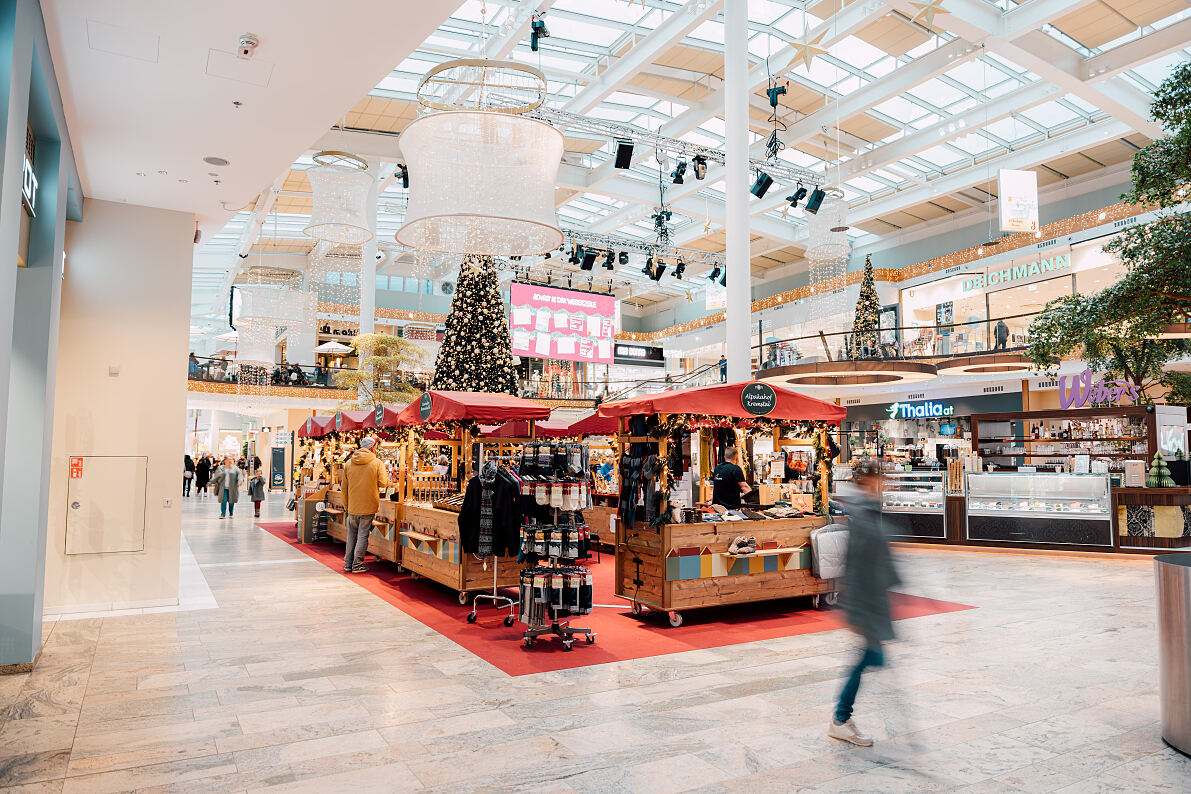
[965,471,1113,547]
[881,471,946,539]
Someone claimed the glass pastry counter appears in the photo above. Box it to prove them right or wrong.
[881,471,945,539]
[965,472,1113,546]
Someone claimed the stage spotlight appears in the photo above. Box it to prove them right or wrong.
[693,154,707,180]
[804,188,826,214]
[544,251,552,260]
[395,164,409,189]
[708,263,722,282]
[786,184,807,208]
[675,259,686,279]
[614,139,634,169]
[750,171,774,198]
[652,261,667,281]
[671,160,687,185]
[719,268,727,287]
[618,251,629,265]
[530,15,549,52]
[642,256,654,277]
[581,249,597,270]
[604,251,615,269]
[568,246,581,265]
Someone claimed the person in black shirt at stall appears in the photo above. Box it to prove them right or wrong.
[711,446,752,509]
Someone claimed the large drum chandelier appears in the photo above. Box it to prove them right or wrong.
[395,59,564,257]
[805,188,850,320]
[303,151,375,245]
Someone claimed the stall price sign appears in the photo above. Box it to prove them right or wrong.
[69,457,83,478]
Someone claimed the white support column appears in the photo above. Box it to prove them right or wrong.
[357,162,379,403]
[723,0,750,383]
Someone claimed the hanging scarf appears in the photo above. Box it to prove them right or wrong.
[478,460,498,557]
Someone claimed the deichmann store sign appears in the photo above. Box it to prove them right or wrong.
[961,254,1069,293]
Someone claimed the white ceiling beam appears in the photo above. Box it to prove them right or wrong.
[885,0,1164,138]
[1001,0,1101,39]
[1082,18,1191,82]
[564,0,724,115]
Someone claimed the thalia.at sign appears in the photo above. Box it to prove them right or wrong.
[886,401,955,420]
[1059,368,1140,409]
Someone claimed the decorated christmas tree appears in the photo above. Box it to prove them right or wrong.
[1147,451,1176,488]
[430,254,518,394]
[849,253,880,358]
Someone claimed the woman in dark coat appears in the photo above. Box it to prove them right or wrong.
[195,455,211,497]
[183,455,195,497]
[829,458,900,747]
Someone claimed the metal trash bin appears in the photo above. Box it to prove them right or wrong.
[1155,552,1191,755]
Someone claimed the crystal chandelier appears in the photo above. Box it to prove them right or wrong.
[805,188,850,320]
[303,151,374,245]
[395,59,564,257]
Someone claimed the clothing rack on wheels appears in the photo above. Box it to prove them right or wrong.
[516,439,597,651]
[466,454,522,626]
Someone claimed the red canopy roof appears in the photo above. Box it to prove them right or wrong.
[297,415,334,438]
[368,404,408,428]
[478,418,572,439]
[567,412,618,437]
[395,391,551,426]
[330,409,374,433]
[597,381,845,424]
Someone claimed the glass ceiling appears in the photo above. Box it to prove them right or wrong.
[195,0,1190,312]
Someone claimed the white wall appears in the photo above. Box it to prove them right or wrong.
[44,199,194,611]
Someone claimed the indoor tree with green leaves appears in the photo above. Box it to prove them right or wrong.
[1027,61,1191,404]
[333,332,424,408]
[430,254,518,394]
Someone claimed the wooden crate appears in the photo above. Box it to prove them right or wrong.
[615,515,837,622]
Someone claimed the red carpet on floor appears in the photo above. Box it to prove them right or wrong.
[257,521,974,677]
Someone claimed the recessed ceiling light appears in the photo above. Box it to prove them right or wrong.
[135,171,146,176]
[157,169,167,175]
[178,178,189,183]
[203,156,230,167]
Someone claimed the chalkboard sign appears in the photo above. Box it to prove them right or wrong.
[270,447,286,488]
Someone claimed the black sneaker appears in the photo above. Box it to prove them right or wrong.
[351,564,369,573]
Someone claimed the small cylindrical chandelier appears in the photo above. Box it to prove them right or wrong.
[303,151,374,245]
[396,59,563,257]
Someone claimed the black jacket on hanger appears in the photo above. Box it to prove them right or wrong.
[458,468,522,557]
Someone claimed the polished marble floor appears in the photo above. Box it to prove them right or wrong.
[2,494,1187,793]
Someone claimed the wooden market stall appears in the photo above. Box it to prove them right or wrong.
[597,381,847,626]
[566,412,620,548]
[391,391,552,603]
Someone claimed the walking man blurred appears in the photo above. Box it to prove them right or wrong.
[829,458,900,747]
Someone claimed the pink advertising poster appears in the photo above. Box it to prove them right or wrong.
[509,282,616,364]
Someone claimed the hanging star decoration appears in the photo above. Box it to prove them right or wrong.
[791,28,829,71]
[908,0,950,29]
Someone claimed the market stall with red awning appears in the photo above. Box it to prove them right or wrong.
[566,412,618,437]
[395,390,550,426]
[297,415,334,438]
[479,418,572,439]
[597,380,845,424]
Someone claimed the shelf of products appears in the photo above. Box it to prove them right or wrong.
[965,472,1113,546]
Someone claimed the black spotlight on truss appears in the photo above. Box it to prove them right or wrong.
[530,15,549,52]
[614,139,634,169]
[675,259,686,279]
[604,251,615,270]
[581,248,597,270]
[708,263,721,282]
[750,171,774,198]
[652,260,667,281]
[641,256,654,277]
[395,164,409,189]
[544,251,552,260]
[719,268,727,287]
[618,251,629,265]
[692,154,708,180]
[786,184,807,209]
[804,188,826,214]
[671,160,687,185]
[568,245,581,265]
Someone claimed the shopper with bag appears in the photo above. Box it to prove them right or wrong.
[195,455,210,497]
[211,456,241,519]
[341,436,389,573]
[828,457,900,747]
[247,472,266,518]
[183,454,195,497]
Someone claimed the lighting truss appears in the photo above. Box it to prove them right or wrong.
[502,100,824,186]
[559,227,722,266]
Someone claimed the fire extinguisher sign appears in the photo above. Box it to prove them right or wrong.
[70,457,83,479]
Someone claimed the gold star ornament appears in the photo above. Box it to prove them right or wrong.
[909,0,949,29]
[791,28,829,71]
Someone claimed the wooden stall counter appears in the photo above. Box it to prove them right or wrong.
[322,490,401,564]
[615,514,837,626]
[401,503,520,603]
[1114,487,1191,550]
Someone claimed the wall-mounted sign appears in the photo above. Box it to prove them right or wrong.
[21,155,37,217]
[1058,368,1141,409]
[935,301,953,337]
[885,401,955,420]
[961,255,1070,292]
[999,168,1038,233]
[613,343,664,367]
[69,456,83,479]
[741,382,777,416]
[419,392,433,421]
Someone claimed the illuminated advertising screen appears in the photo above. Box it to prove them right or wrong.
[509,282,616,364]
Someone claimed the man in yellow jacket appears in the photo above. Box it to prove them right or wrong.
[341,436,390,573]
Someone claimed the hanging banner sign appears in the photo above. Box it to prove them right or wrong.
[741,383,777,416]
[1058,368,1141,409]
[999,168,1038,233]
[419,392,433,421]
[375,403,385,425]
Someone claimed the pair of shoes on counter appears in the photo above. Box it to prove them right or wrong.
[728,536,758,556]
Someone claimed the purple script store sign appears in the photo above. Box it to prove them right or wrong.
[1059,368,1141,409]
